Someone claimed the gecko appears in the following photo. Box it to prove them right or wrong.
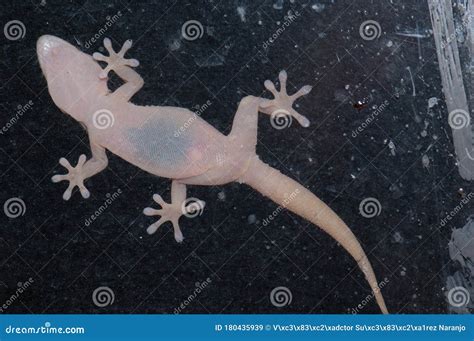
[37,35,388,314]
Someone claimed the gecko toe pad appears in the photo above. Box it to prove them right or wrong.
[143,193,203,243]
[264,71,313,129]
[51,154,90,200]
[92,38,140,79]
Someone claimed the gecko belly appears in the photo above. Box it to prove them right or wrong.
[121,113,218,179]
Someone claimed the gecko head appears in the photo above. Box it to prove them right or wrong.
[37,35,108,117]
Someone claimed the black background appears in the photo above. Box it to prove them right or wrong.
[0,0,471,314]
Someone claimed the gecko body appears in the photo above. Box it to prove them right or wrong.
[37,35,388,313]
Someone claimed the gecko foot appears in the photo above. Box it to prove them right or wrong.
[143,194,205,243]
[51,155,90,201]
[92,38,139,79]
[262,70,312,128]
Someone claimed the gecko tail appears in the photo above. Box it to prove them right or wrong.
[240,157,389,314]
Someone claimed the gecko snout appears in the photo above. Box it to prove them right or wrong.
[37,35,75,78]
[37,35,62,56]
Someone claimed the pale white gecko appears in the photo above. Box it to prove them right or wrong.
[37,35,388,313]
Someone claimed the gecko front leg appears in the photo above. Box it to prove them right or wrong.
[93,38,143,101]
[52,141,108,200]
[143,181,205,243]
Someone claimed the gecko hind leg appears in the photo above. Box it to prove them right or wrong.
[52,155,90,200]
[262,70,313,128]
[51,143,108,201]
[143,181,205,243]
[229,70,312,147]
